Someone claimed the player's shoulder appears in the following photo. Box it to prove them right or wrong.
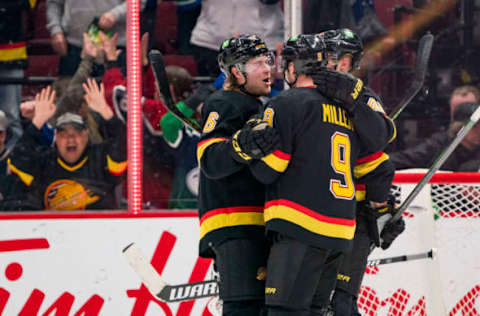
[363,86,382,103]
[363,85,386,114]
[271,87,325,107]
[203,90,242,114]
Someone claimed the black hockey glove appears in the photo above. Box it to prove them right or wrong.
[312,68,364,114]
[184,84,217,111]
[230,118,280,164]
[380,217,405,250]
[363,195,405,249]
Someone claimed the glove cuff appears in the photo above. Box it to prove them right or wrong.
[230,130,252,163]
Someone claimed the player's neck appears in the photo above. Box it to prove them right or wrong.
[294,75,314,88]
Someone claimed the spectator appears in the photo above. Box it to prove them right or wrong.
[449,85,480,119]
[100,31,176,209]
[176,0,202,55]
[189,0,284,77]
[160,65,217,209]
[0,110,28,210]
[20,33,106,147]
[390,101,480,171]
[46,0,146,76]
[8,83,127,210]
[0,0,36,152]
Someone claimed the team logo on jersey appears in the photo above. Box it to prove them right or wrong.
[367,97,386,114]
[44,179,100,210]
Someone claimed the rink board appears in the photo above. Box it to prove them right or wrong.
[0,210,478,316]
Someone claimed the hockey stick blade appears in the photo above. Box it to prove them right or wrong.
[124,243,437,302]
[148,50,202,132]
[123,243,218,302]
[366,248,436,267]
[390,32,434,120]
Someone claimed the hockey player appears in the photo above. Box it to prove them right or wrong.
[313,28,406,315]
[243,33,365,316]
[196,34,280,316]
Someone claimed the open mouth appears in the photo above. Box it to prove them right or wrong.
[66,145,77,153]
[263,77,271,86]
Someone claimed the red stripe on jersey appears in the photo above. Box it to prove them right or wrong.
[356,151,384,165]
[272,150,291,160]
[265,199,355,227]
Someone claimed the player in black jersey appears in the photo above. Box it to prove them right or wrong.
[244,33,362,316]
[196,34,280,316]
[313,28,406,315]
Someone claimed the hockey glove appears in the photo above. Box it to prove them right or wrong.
[363,196,405,249]
[230,118,280,163]
[312,68,364,114]
[184,84,217,111]
[160,101,196,144]
[380,217,405,250]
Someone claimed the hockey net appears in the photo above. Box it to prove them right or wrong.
[358,171,480,316]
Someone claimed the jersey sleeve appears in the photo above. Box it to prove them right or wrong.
[249,98,293,184]
[103,117,127,181]
[196,97,246,180]
[8,124,47,186]
[354,151,395,203]
[353,92,396,152]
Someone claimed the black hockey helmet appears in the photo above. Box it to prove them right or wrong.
[319,28,363,70]
[281,33,327,76]
[217,34,273,76]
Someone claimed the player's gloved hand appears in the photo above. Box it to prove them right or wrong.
[184,84,217,111]
[161,101,196,144]
[230,118,280,163]
[363,195,405,249]
[312,68,364,114]
[380,217,405,250]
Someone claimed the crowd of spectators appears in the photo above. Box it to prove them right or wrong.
[0,0,479,211]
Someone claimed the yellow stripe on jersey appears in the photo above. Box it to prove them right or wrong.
[8,158,34,186]
[355,189,366,201]
[199,206,264,239]
[354,152,389,179]
[196,137,228,166]
[57,157,88,172]
[260,150,290,172]
[107,155,127,176]
[0,45,27,62]
[264,200,356,240]
[387,116,397,143]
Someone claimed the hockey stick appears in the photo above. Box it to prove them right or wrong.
[366,248,436,267]
[391,103,480,222]
[389,32,434,121]
[148,50,202,133]
[370,104,480,252]
[123,243,436,302]
[123,243,218,302]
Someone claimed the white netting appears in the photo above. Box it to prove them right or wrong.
[431,184,480,218]
[358,172,480,316]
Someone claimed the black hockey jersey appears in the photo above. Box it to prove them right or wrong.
[196,90,266,258]
[353,87,396,203]
[8,118,127,210]
[250,87,360,251]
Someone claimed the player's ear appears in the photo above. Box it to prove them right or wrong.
[287,61,296,76]
[231,65,245,84]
